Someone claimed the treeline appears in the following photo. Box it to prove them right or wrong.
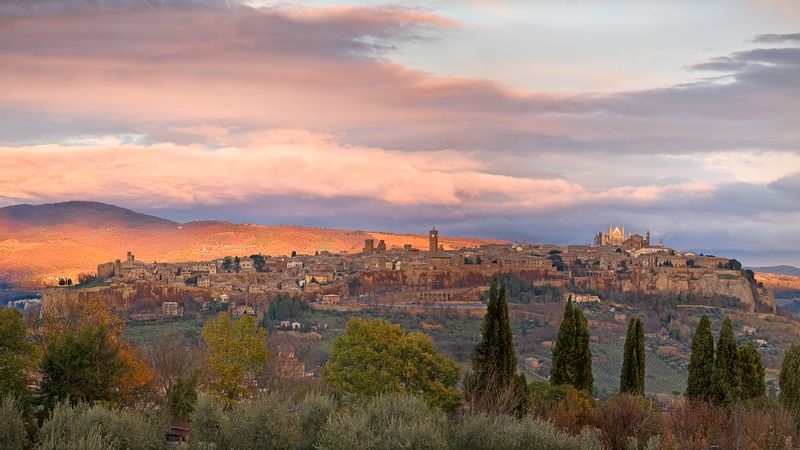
[2,280,800,448]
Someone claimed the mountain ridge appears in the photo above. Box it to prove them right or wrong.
[0,201,502,286]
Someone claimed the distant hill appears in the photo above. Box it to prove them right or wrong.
[0,201,177,228]
[0,201,501,286]
[749,265,800,276]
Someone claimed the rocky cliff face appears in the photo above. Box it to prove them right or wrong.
[620,268,775,313]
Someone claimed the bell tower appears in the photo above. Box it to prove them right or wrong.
[429,227,439,253]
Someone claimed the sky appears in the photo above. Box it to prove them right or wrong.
[0,0,799,266]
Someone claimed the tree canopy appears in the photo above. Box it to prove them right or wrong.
[620,316,645,395]
[0,308,36,400]
[711,317,741,406]
[472,280,517,390]
[39,325,126,413]
[738,341,765,400]
[323,318,461,411]
[550,298,593,392]
[780,343,800,411]
[686,315,715,401]
[202,314,270,406]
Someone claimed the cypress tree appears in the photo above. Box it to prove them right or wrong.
[686,315,715,401]
[551,298,593,392]
[550,297,576,386]
[780,344,800,410]
[711,317,741,406]
[620,316,645,395]
[472,279,517,390]
[738,341,765,400]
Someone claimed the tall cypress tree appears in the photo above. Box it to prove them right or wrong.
[550,298,576,386]
[712,316,741,406]
[620,316,645,395]
[472,279,517,390]
[551,298,593,392]
[686,314,715,401]
[780,344,800,410]
[573,307,593,392]
[738,341,765,400]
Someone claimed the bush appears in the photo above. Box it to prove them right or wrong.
[190,394,228,447]
[450,413,605,450]
[718,405,796,450]
[592,394,662,450]
[226,393,301,450]
[316,394,448,449]
[528,381,595,433]
[662,399,725,450]
[660,398,797,450]
[298,393,336,450]
[38,401,165,450]
[0,395,27,450]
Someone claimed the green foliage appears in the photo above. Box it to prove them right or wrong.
[221,256,233,272]
[726,259,742,270]
[202,314,270,406]
[550,298,593,392]
[620,316,646,395]
[0,308,36,400]
[190,394,228,447]
[711,317,741,406]
[738,341,766,400]
[316,394,448,450]
[686,315,715,401]
[169,374,198,419]
[39,325,126,413]
[780,343,800,411]
[482,274,560,304]
[450,412,605,450]
[38,401,165,450]
[267,294,308,322]
[298,393,336,450]
[250,254,266,272]
[472,280,517,392]
[0,395,27,450]
[323,318,460,411]
[225,393,302,450]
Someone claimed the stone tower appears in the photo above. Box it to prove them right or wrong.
[429,227,439,253]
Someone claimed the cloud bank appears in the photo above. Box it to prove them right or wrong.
[0,0,798,263]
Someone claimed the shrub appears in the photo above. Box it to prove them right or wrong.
[592,394,662,450]
[662,399,725,450]
[190,393,228,447]
[450,413,605,450]
[298,393,336,450]
[225,393,301,450]
[717,405,796,450]
[316,394,448,450]
[551,388,597,434]
[0,395,27,450]
[38,401,165,450]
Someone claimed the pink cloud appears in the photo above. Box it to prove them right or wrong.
[0,129,712,213]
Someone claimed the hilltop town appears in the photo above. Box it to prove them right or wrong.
[49,225,773,320]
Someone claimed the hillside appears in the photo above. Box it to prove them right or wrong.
[750,265,800,276]
[756,272,800,298]
[0,201,501,286]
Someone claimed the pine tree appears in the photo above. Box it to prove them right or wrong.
[711,317,741,406]
[686,314,715,401]
[738,341,765,400]
[780,344,800,410]
[472,279,517,391]
[550,297,593,392]
[550,297,576,386]
[620,316,645,395]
